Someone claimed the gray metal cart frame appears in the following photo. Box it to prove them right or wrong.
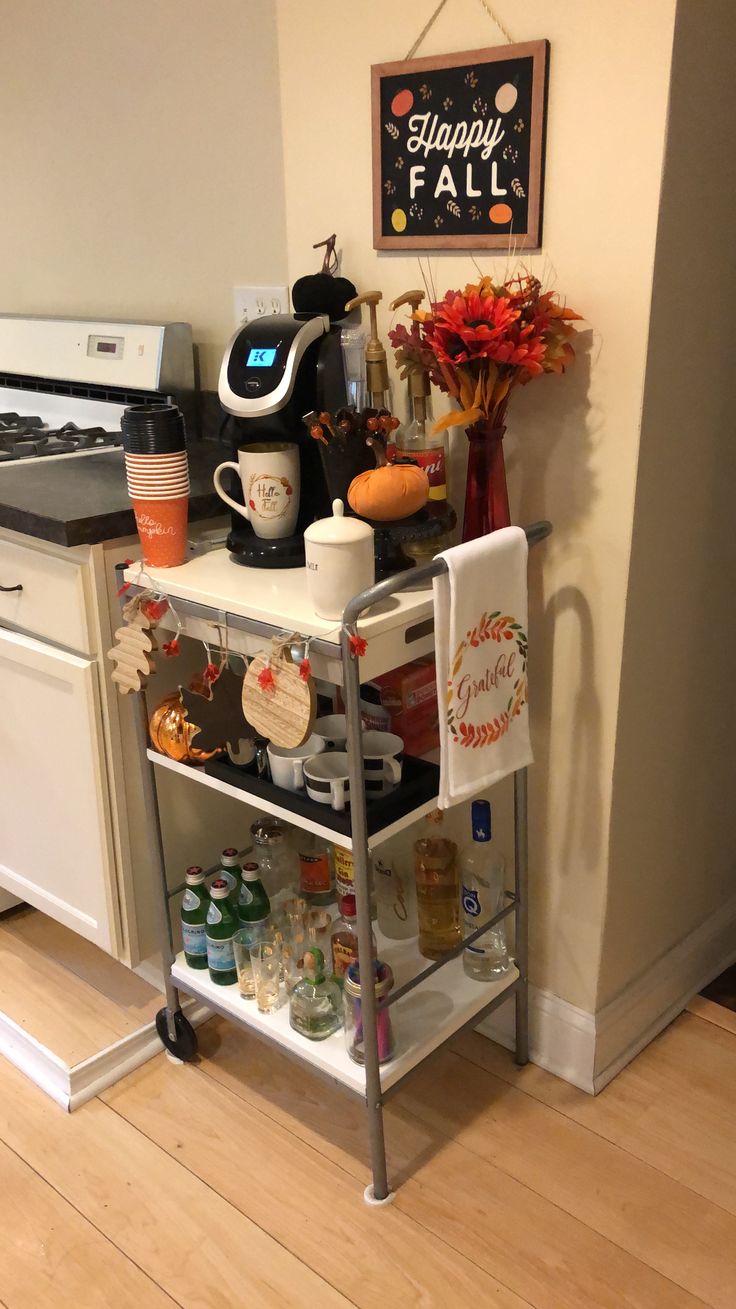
[129,519,551,1203]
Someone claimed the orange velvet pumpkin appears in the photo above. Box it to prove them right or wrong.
[347,442,429,521]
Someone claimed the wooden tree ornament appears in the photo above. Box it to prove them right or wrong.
[107,602,157,695]
[242,637,315,748]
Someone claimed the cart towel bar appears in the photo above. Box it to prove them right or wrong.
[341,521,551,626]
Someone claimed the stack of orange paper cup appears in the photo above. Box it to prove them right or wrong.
[121,404,190,568]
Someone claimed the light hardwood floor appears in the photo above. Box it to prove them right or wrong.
[0,907,160,1065]
[1,1007,735,1308]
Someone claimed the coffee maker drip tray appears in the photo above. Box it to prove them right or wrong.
[227,526,306,569]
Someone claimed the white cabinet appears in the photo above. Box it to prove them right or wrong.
[0,626,118,952]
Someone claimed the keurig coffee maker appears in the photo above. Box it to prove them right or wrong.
[217,313,346,567]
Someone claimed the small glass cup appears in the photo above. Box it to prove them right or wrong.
[282,895,308,932]
[304,908,332,962]
[233,926,274,999]
[249,939,283,1013]
[282,932,306,995]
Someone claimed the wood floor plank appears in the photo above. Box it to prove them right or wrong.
[0,929,139,1063]
[2,907,160,1025]
[456,1014,736,1218]
[0,1054,350,1309]
[686,995,736,1038]
[400,1044,736,1309]
[0,1138,174,1308]
[188,1018,702,1309]
[103,1053,531,1309]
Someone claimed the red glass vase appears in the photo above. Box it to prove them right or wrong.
[462,421,511,542]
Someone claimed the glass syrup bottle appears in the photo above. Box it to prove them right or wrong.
[414,810,461,960]
[388,289,454,559]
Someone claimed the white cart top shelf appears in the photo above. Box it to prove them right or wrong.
[124,549,436,681]
[124,549,433,643]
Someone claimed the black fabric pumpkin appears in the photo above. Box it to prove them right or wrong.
[291,234,357,323]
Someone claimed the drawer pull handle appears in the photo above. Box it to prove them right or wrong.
[0,583,22,593]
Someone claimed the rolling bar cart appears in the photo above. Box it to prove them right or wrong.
[124,519,551,1202]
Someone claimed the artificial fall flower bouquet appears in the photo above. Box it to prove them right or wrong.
[390,273,582,435]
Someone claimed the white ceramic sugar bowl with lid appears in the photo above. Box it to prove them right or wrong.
[303,500,375,620]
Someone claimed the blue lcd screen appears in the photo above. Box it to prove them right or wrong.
[246,347,277,368]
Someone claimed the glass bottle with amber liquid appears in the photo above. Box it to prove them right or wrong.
[414,811,460,960]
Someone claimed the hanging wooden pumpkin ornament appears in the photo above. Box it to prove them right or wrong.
[242,634,315,748]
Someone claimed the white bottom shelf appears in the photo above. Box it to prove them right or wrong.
[171,932,518,1095]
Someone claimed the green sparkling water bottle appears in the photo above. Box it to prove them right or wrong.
[213,847,243,901]
[181,865,210,970]
[206,878,239,985]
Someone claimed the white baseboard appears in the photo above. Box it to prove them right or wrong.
[476,893,736,1094]
[0,1008,71,1109]
[475,986,597,1093]
[592,891,736,1091]
[0,998,211,1112]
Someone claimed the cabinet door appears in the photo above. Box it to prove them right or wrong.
[0,626,118,952]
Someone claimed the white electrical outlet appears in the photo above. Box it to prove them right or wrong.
[233,285,289,327]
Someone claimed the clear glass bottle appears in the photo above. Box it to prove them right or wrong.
[250,816,297,909]
[414,811,460,960]
[390,374,454,561]
[212,847,242,901]
[181,865,210,969]
[343,959,395,1065]
[205,878,239,986]
[297,830,336,906]
[289,947,342,1041]
[333,844,377,920]
[373,840,418,941]
[461,800,511,981]
[330,894,377,982]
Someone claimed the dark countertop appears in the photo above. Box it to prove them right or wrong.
[0,440,227,547]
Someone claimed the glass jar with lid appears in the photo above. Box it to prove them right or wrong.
[343,959,395,1065]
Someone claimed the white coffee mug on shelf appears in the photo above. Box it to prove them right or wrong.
[303,752,351,811]
[362,730,403,797]
[267,735,325,792]
[313,714,348,751]
[213,442,300,539]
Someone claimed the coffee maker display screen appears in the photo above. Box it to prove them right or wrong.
[246,347,277,368]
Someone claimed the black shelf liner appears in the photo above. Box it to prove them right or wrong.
[203,753,440,839]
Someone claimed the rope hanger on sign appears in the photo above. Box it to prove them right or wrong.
[404,0,515,61]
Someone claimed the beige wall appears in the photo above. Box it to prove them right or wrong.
[277,0,677,1010]
[0,0,287,388]
[598,0,736,1011]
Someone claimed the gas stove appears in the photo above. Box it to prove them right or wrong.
[0,315,195,467]
[0,414,123,462]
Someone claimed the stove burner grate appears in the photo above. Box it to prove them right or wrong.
[0,414,122,461]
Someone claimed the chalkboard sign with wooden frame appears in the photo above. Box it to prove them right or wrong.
[372,41,549,251]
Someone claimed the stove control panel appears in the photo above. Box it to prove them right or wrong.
[0,317,194,396]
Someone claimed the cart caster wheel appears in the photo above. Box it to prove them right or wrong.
[155,1008,198,1062]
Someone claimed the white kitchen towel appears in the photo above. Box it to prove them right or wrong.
[433,526,533,807]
